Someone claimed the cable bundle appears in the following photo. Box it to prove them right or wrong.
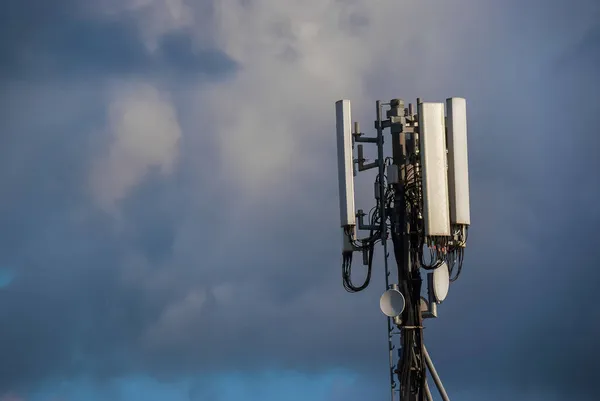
[340,173,392,293]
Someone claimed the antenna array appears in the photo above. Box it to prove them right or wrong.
[335,98,471,401]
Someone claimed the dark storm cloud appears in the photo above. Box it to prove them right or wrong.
[0,80,133,390]
[424,19,600,400]
[356,5,600,400]
[0,0,599,400]
[0,0,235,81]
[503,24,600,400]
[0,0,234,392]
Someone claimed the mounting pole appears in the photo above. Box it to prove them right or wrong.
[390,99,409,399]
[389,99,427,401]
[376,100,395,401]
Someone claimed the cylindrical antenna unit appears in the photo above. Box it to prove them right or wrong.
[418,102,451,237]
[446,97,470,226]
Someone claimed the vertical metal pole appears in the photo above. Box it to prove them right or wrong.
[388,320,395,401]
[376,100,389,282]
[423,345,451,401]
[376,100,394,401]
[390,99,427,401]
[413,97,427,401]
[390,100,411,401]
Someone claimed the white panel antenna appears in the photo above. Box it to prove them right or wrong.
[335,100,356,230]
[418,102,451,237]
[446,98,470,225]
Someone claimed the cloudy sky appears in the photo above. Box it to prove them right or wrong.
[1,0,599,400]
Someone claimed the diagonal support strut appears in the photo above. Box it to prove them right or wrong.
[422,344,451,401]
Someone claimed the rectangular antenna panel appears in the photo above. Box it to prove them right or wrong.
[418,102,451,236]
[342,227,355,252]
[335,100,356,227]
[387,164,399,185]
[446,98,471,225]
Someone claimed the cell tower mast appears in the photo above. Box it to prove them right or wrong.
[335,97,470,401]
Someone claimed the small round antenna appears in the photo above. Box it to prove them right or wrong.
[432,261,450,302]
[380,288,405,317]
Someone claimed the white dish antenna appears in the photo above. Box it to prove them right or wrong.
[380,288,405,317]
[432,262,450,302]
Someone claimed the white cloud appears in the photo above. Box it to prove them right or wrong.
[89,83,181,212]
[91,0,597,212]
[183,0,460,209]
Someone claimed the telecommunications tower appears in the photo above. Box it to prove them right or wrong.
[335,98,470,401]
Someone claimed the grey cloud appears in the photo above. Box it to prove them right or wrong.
[422,18,600,400]
[558,25,600,69]
[1,0,600,400]
[502,24,600,399]
[0,0,236,81]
